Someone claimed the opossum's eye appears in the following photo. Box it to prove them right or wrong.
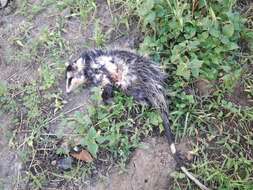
[66,64,73,72]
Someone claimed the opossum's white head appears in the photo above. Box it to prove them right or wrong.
[65,58,86,93]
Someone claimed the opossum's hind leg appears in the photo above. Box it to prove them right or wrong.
[102,84,114,105]
[130,88,150,106]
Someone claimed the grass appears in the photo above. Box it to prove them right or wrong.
[0,0,253,189]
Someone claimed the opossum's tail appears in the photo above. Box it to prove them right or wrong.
[135,62,210,189]
[161,110,210,190]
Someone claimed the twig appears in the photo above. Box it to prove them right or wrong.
[48,104,85,124]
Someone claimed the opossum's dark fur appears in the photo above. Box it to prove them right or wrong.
[65,49,209,190]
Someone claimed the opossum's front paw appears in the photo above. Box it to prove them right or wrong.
[103,97,114,105]
[102,84,113,101]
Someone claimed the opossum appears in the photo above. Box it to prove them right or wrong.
[65,49,210,190]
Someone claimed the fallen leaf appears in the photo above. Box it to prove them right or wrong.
[70,149,93,162]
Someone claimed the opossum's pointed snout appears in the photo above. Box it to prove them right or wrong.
[66,89,71,94]
[65,87,71,94]
[65,79,73,94]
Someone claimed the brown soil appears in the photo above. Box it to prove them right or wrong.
[227,82,253,107]
[227,65,253,107]
[89,137,176,190]
[0,114,22,190]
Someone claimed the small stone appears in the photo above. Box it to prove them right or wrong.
[73,146,80,152]
[51,160,57,166]
[57,157,73,170]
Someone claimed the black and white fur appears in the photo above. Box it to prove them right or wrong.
[65,49,209,190]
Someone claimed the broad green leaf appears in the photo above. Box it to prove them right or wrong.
[184,24,197,39]
[226,42,239,50]
[198,32,209,41]
[90,87,102,102]
[209,24,220,38]
[144,11,156,26]
[88,141,98,157]
[188,40,200,50]
[223,23,234,37]
[96,135,107,144]
[189,58,203,78]
[88,127,97,139]
[148,112,161,126]
[80,137,88,147]
[87,105,96,116]
[223,69,241,91]
[138,0,154,16]
[176,62,190,80]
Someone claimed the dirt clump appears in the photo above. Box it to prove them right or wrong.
[87,137,182,190]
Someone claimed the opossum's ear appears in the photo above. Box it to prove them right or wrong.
[65,54,74,67]
[65,62,70,67]
[66,63,74,72]
[75,58,85,71]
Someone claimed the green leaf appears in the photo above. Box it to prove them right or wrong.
[144,11,156,26]
[88,127,97,139]
[148,112,161,126]
[189,58,203,78]
[56,147,69,155]
[88,141,98,157]
[223,23,234,37]
[176,62,190,80]
[80,137,88,147]
[198,32,209,41]
[185,95,195,104]
[170,171,186,179]
[188,40,200,50]
[209,24,220,38]
[87,105,96,116]
[184,24,197,39]
[0,81,7,96]
[138,0,154,16]
[223,69,241,91]
[96,135,107,144]
[90,87,102,102]
[226,42,239,50]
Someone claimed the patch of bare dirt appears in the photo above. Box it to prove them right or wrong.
[91,137,175,190]
[53,137,189,190]
[227,82,253,107]
[47,86,91,135]
[90,138,192,190]
[194,79,215,98]
[226,65,253,107]
[0,61,38,86]
[0,113,22,190]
